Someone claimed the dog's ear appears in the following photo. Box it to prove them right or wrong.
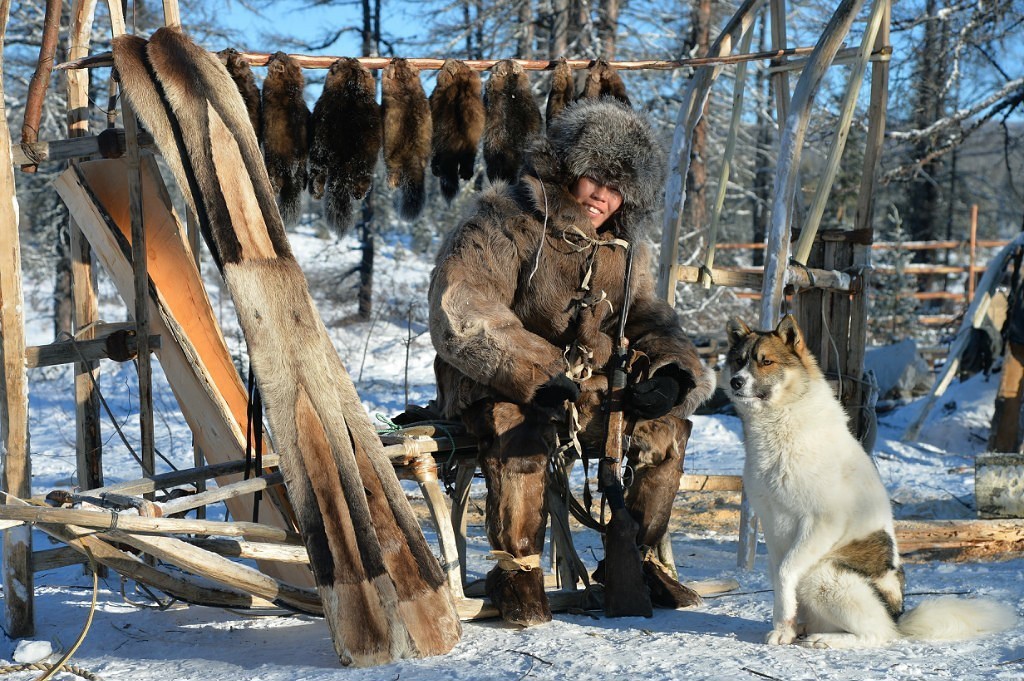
[775,314,804,351]
[726,317,751,346]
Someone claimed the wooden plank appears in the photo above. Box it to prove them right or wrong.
[26,329,160,368]
[0,505,304,544]
[679,474,742,492]
[52,159,312,587]
[896,519,1024,562]
[32,546,88,572]
[0,0,33,638]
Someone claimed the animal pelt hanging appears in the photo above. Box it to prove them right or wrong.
[579,59,632,107]
[217,47,261,136]
[482,59,542,184]
[429,59,484,202]
[309,57,382,233]
[111,27,461,667]
[261,51,310,226]
[545,58,575,129]
[381,58,432,220]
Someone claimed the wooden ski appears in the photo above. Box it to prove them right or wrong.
[111,27,461,666]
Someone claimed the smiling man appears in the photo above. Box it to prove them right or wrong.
[427,99,715,627]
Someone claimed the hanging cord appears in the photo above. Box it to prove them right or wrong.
[244,366,264,524]
[527,180,550,285]
[376,415,462,495]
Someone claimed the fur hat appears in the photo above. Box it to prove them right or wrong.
[543,98,665,223]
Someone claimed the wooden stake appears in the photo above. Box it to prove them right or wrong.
[0,0,33,638]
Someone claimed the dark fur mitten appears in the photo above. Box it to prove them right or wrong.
[217,48,262,136]
[545,58,575,129]
[579,59,631,107]
[261,51,310,225]
[483,59,542,184]
[382,58,432,220]
[309,57,382,234]
[429,59,484,202]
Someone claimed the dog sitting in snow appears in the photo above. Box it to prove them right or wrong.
[724,315,1018,648]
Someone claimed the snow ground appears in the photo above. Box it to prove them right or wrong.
[4,227,1024,680]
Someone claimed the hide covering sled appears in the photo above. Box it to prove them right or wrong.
[111,28,461,666]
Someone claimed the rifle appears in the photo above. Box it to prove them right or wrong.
[599,242,653,618]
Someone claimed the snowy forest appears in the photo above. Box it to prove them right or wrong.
[4,0,1023,343]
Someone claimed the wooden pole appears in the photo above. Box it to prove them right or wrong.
[968,203,979,302]
[107,2,156,486]
[854,0,890,237]
[19,0,62,173]
[657,0,766,303]
[0,0,33,638]
[68,0,104,495]
[60,44,835,73]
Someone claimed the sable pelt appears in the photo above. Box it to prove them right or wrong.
[545,58,575,129]
[429,59,484,202]
[382,58,432,220]
[217,47,261,135]
[579,59,631,107]
[309,57,382,233]
[482,59,542,184]
[261,51,310,226]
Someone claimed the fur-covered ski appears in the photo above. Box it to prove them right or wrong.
[111,28,461,667]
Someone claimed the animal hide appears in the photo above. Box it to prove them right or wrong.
[217,47,261,136]
[429,59,484,202]
[545,58,575,129]
[112,28,461,667]
[381,58,432,220]
[579,59,631,107]
[482,59,542,184]
[309,57,382,233]
[261,51,309,226]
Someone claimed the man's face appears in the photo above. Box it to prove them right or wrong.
[571,177,623,228]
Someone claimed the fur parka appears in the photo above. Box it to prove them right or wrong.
[429,99,714,419]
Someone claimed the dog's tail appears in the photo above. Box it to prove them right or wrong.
[897,596,1018,641]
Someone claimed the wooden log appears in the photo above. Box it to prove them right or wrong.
[896,519,1024,562]
[0,505,304,544]
[105,530,322,614]
[674,263,854,292]
[0,0,33,638]
[26,329,160,368]
[158,471,285,517]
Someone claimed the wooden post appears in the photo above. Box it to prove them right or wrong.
[968,204,979,302]
[0,0,33,638]
[68,0,104,494]
[107,2,156,483]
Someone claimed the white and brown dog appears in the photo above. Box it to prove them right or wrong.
[724,315,1018,648]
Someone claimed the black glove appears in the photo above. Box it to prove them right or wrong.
[532,373,581,409]
[626,367,693,419]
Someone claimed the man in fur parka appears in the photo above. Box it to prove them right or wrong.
[428,99,716,627]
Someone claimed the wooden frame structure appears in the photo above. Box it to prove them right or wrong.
[657,0,891,567]
[3,0,1022,651]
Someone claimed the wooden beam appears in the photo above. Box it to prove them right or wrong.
[60,43,831,73]
[674,263,855,291]
[896,519,1024,563]
[26,330,160,368]
[12,129,156,166]
[0,0,33,638]
[84,455,281,497]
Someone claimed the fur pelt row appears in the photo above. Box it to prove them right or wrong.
[216,52,632,230]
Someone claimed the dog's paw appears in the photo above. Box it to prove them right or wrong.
[765,627,797,645]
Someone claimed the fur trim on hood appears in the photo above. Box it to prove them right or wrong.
[525,98,665,236]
